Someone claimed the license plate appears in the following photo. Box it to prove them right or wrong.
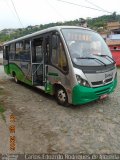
[100,94,108,100]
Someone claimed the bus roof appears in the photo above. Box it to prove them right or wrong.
[4,26,93,45]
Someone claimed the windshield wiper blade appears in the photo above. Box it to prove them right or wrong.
[76,57,106,66]
[99,54,116,64]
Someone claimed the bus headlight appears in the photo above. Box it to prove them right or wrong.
[76,75,90,87]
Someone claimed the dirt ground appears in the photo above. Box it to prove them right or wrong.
[0,65,120,154]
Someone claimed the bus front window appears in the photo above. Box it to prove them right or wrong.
[62,28,114,66]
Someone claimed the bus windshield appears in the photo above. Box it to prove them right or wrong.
[62,28,114,66]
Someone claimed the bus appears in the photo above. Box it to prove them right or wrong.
[3,26,117,106]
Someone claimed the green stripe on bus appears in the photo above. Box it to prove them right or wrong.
[45,82,54,95]
[4,63,32,86]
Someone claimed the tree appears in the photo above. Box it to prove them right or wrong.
[111,12,117,21]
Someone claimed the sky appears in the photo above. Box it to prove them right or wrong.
[0,0,120,30]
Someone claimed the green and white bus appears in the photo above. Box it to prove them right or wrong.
[3,26,117,106]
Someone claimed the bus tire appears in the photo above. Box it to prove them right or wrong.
[55,86,69,107]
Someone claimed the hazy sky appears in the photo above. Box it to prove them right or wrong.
[0,0,120,30]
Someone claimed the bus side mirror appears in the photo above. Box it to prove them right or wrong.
[52,35,59,49]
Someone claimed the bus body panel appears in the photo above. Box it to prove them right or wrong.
[85,68,116,88]
[46,65,73,103]
[72,79,117,105]
[4,63,32,85]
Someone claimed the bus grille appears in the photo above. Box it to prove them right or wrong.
[92,78,113,86]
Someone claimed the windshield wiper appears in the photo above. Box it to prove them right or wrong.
[98,54,116,64]
[76,57,106,66]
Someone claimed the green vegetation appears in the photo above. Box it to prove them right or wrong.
[0,103,6,122]
[87,12,120,29]
[0,104,5,112]
[0,88,6,122]
[0,12,120,43]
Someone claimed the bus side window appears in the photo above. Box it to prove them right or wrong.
[51,34,68,72]
[24,40,30,61]
[33,38,43,63]
[9,43,15,60]
[4,46,9,60]
[51,35,58,66]
[58,42,67,71]
[45,37,50,64]
[15,41,23,60]
[36,45,43,62]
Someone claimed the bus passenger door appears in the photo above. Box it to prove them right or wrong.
[32,35,50,90]
[44,35,50,92]
[32,37,44,86]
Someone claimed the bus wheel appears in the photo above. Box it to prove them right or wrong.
[56,87,68,106]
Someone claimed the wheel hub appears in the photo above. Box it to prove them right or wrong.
[58,90,66,102]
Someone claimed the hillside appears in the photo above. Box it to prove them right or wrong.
[0,12,120,43]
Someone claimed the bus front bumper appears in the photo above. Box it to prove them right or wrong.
[72,79,117,105]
